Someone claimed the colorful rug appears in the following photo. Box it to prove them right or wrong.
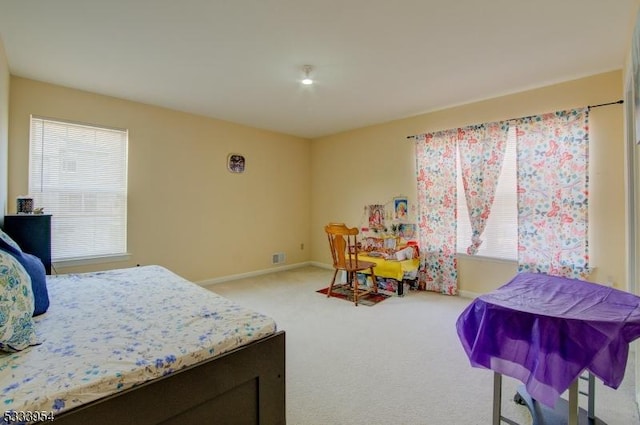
[316,285,390,306]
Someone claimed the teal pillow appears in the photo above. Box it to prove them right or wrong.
[0,251,38,352]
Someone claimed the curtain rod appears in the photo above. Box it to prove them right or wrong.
[587,99,624,109]
[405,100,624,139]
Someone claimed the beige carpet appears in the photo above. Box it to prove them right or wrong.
[208,266,640,425]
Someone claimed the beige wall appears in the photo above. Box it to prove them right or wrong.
[6,71,628,294]
[0,37,8,220]
[8,77,311,282]
[311,71,626,295]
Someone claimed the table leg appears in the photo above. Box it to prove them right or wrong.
[568,379,578,425]
[587,373,595,419]
[493,372,502,425]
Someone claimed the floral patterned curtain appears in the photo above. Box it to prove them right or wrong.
[415,131,458,295]
[458,123,508,254]
[516,108,589,279]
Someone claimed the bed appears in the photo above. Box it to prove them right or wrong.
[0,265,286,425]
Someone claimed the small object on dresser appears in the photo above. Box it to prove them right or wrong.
[16,196,34,214]
[33,207,44,214]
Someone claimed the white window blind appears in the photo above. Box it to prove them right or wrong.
[456,125,517,260]
[29,116,128,262]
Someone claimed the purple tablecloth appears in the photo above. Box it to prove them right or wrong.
[456,272,640,407]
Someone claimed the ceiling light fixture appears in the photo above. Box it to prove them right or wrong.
[301,65,313,85]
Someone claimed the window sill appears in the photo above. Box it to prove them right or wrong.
[53,253,132,268]
[456,253,517,265]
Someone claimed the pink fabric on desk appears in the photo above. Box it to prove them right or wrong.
[456,272,640,408]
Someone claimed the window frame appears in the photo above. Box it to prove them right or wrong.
[28,115,130,266]
[456,125,518,262]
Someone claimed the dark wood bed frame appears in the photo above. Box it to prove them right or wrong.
[50,331,285,425]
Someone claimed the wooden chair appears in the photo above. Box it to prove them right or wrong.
[324,223,377,306]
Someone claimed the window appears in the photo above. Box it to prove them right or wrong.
[456,125,517,260]
[29,116,128,262]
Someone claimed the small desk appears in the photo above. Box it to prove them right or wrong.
[356,254,419,296]
[456,272,640,425]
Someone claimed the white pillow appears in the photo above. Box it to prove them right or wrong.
[0,251,38,352]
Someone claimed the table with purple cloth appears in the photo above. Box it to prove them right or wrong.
[456,272,640,425]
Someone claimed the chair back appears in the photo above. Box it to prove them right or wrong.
[325,223,360,269]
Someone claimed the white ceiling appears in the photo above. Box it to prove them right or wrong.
[0,0,637,139]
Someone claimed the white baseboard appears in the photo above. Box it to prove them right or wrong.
[458,289,480,299]
[305,263,481,300]
[196,261,313,286]
[309,261,332,270]
[198,261,481,301]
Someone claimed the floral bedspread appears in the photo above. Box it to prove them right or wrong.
[0,265,277,422]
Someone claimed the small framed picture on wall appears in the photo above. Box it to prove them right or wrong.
[398,223,417,240]
[394,197,408,220]
[227,154,245,173]
[368,204,385,229]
